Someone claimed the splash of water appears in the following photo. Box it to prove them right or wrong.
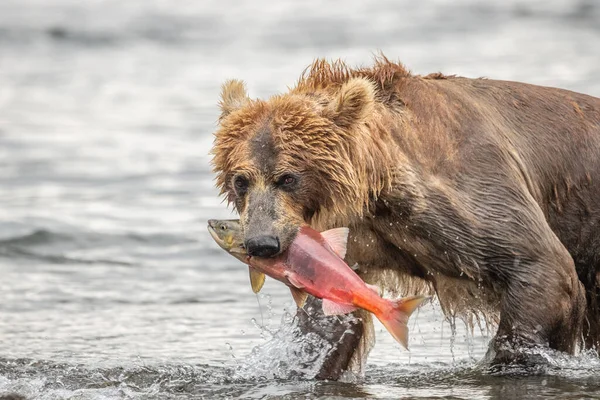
[233,308,363,381]
[233,311,333,380]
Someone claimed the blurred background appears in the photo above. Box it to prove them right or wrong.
[1,0,600,398]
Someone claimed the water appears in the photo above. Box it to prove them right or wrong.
[1,0,600,398]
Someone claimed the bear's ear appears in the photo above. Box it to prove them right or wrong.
[327,77,376,129]
[219,79,249,120]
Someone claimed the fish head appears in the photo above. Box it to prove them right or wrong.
[207,219,246,255]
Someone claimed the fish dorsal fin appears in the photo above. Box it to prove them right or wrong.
[249,268,265,293]
[322,299,357,316]
[290,287,308,308]
[321,227,349,259]
[366,283,380,295]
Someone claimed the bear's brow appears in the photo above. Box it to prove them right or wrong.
[249,122,277,176]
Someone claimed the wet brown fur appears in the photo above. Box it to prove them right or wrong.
[211,55,600,371]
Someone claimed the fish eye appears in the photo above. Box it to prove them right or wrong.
[219,224,227,231]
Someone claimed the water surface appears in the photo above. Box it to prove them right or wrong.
[1,0,600,398]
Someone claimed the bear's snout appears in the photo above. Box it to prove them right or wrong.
[245,235,280,258]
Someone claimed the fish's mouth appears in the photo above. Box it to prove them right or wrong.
[207,219,219,230]
[207,225,226,249]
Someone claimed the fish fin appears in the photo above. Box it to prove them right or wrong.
[290,287,308,308]
[322,299,358,316]
[286,273,304,289]
[249,268,265,293]
[376,295,429,349]
[321,227,349,259]
[366,283,380,295]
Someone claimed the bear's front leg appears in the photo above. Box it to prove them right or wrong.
[437,186,588,365]
[489,243,587,366]
[295,296,371,380]
[389,175,588,366]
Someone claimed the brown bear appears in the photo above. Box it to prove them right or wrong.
[211,55,600,375]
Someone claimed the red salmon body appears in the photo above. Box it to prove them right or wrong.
[284,226,385,315]
[248,225,428,348]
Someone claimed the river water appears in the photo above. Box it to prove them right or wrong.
[1,0,600,399]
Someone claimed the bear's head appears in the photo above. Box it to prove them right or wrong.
[211,76,393,257]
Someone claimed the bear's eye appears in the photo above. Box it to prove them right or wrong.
[233,175,249,195]
[277,174,298,190]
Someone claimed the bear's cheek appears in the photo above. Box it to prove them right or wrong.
[230,187,251,214]
[282,188,328,226]
[275,190,307,224]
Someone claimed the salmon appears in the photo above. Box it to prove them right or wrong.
[208,219,429,348]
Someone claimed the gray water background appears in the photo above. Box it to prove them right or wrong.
[1,0,600,398]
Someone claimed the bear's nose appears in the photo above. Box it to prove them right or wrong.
[245,235,280,258]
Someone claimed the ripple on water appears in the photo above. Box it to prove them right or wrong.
[2,350,600,399]
[2,0,600,399]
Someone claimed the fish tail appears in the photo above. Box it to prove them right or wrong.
[376,295,429,349]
